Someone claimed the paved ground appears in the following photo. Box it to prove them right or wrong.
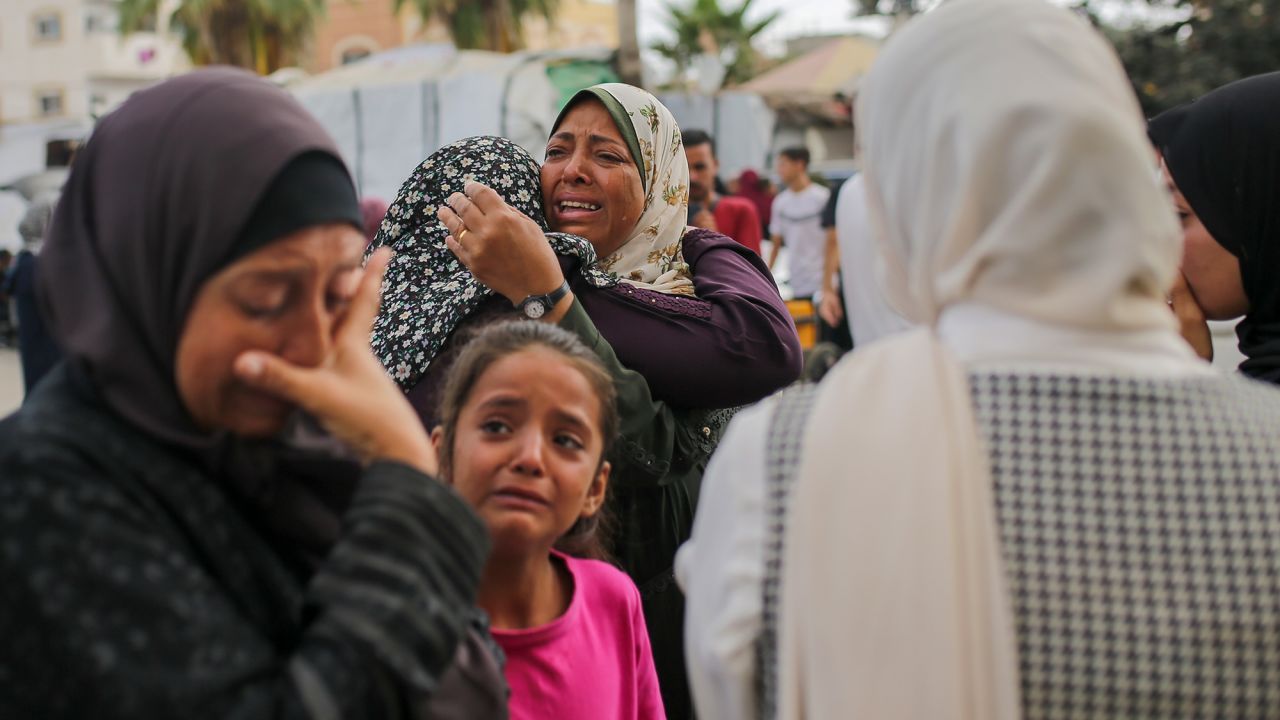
[0,349,23,416]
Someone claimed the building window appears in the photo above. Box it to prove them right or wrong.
[85,9,118,34]
[33,12,62,42]
[36,88,64,117]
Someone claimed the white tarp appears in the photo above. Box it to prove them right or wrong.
[713,91,776,179]
[356,83,433,202]
[291,46,606,202]
[658,91,777,180]
[295,89,360,180]
[658,92,715,137]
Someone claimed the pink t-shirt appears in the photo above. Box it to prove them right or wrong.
[491,552,666,720]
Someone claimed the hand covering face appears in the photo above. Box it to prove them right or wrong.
[38,67,367,558]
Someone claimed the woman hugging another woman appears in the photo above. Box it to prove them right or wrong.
[370,85,802,718]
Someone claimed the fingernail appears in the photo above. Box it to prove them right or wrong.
[237,354,263,377]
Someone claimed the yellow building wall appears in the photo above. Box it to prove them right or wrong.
[305,0,618,73]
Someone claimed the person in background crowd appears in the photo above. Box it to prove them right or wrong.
[4,194,62,393]
[0,69,500,719]
[358,196,388,247]
[832,174,912,347]
[681,0,1280,717]
[816,179,853,351]
[766,147,830,305]
[372,85,801,717]
[683,129,763,255]
[434,321,665,720]
[1149,72,1280,381]
[0,249,13,347]
[735,169,774,239]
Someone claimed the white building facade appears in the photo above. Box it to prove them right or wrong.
[1,0,188,126]
[0,0,188,246]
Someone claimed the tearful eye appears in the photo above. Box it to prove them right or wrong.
[481,420,512,435]
[555,433,585,450]
[237,291,289,319]
[242,302,286,319]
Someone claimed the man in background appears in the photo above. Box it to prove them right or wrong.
[683,129,763,255]
[767,146,830,304]
[0,250,13,347]
[818,179,854,351]
[5,195,61,394]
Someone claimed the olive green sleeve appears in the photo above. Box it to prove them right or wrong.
[557,298,681,488]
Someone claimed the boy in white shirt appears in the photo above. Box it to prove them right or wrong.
[766,146,830,301]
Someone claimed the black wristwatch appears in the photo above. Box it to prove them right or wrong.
[516,280,571,319]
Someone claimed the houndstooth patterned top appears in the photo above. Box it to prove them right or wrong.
[760,371,1280,719]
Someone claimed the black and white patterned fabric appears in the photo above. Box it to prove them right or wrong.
[368,136,616,390]
[972,371,1280,719]
[757,386,820,720]
[760,371,1280,719]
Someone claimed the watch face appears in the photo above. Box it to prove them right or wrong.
[523,300,547,319]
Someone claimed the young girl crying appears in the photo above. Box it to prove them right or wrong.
[433,321,666,720]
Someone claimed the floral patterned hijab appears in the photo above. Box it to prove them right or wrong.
[369,136,615,390]
[553,84,696,296]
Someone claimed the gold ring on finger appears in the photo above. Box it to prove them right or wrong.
[457,228,470,244]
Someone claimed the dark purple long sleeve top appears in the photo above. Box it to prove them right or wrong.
[572,226,801,409]
[408,227,802,426]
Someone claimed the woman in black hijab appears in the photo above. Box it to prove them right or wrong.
[1149,72,1280,381]
[0,68,495,718]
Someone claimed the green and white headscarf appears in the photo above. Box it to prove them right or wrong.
[554,83,697,296]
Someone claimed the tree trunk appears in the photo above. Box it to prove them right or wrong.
[209,1,255,69]
[616,0,642,85]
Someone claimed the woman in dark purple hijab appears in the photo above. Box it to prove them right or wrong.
[0,68,499,718]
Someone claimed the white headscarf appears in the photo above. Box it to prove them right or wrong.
[776,1,1183,718]
[557,84,696,296]
[18,193,59,253]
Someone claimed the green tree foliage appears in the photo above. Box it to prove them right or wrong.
[1100,0,1280,115]
[651,0,780,88]
[119,0,324,73]
[394,0,559,52]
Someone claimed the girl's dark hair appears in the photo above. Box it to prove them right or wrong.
[437,320,620,561]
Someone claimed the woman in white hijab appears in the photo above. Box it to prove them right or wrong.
[678,0,1280,718]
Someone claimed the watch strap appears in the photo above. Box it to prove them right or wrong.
[517,280,571,316]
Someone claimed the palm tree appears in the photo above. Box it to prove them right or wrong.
[119,0,325,74]
[394,0,560,52]
[651,0,779,89]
